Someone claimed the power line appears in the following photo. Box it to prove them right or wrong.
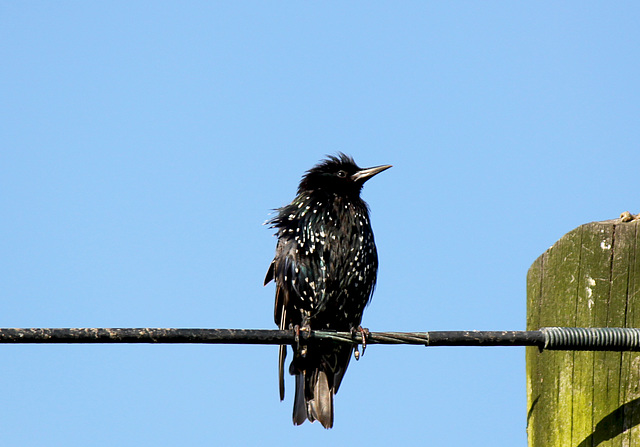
[0,327,639,350]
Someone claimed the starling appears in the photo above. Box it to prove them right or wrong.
[264,153,391,428]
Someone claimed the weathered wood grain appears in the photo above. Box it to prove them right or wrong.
[527,219,640,446]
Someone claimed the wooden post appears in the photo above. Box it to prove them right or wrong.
[527,218,640,446]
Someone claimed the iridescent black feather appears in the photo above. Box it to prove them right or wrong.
[264,153,390,428]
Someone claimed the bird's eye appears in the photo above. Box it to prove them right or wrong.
[337,170,347,178]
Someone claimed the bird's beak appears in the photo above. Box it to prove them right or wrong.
[351,164,392,183]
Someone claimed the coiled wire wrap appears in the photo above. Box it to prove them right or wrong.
[542,327,640,351]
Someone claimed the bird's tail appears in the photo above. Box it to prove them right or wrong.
[290,345,353,429]
[293,369,334,428]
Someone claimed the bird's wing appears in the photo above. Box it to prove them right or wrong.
[267,234,314,401]
[266,237,295,400]
[268,237,295,326]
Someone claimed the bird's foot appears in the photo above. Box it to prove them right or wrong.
[292,324,300,343]
[620,211,640,222]
[292,324,311,356]
[352,326,370,361]
[291,325,302,355]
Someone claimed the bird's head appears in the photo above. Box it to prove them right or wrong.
[297,153,391,197]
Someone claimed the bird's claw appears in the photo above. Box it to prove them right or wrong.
[292,324,311,356]
[293,324,300,342]
[352,326,370,361]
[292,325,302,354]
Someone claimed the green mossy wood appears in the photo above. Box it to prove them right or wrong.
[527,219,640,447]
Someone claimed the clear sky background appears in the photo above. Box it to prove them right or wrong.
[1,2,639,446]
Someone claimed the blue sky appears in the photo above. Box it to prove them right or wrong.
[1,2,639,445]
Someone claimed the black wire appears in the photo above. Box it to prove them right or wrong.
[0,327,639,351]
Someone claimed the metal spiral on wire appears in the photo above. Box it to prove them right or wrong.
[541,327,640,351]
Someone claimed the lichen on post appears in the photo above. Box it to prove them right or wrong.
[527,218,640,446]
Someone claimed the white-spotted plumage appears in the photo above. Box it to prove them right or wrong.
[264,153,390,429]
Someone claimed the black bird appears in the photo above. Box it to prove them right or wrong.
[264,153,391,428]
